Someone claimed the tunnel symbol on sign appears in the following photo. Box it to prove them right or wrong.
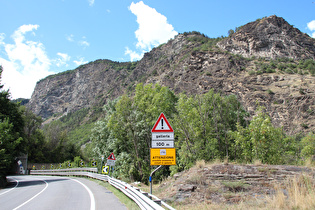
[160,149,166,155]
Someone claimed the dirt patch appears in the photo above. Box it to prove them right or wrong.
[145,163,315,208]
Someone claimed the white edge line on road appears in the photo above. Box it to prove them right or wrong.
[13,178,48,210]
[0,178,19,196]
[71,178,96,210]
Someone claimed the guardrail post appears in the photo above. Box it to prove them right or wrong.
[154,200,162,205]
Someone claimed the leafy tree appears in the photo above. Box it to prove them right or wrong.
[228,29,235,37]
[172,89,248,171]
[21,106,47,162]
[230,107,288,164]
[0,66,25,186]
[42,121,80,163]
[300,132,315,162]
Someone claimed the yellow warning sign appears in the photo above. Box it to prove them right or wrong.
[150,148,176,165]
[102,165,109,174]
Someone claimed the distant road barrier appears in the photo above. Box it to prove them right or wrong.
[30,168,175,210]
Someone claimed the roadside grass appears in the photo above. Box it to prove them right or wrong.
[266,174,315,209]
[89,179,140,210]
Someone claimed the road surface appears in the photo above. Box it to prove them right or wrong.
[0,175,127,210]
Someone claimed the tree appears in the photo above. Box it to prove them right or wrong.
[300,132,315,162]
[228,29,235,37]
[172,90,248,171]
[0,66,25,186]
[21,106,47,162]
[230,107,287,164]
[42,120,81,163]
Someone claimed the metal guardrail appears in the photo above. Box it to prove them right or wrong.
[30,168,175,210]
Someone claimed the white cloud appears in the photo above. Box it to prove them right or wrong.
[67,35,90,48]
[307,20,315,31]
[0,24,54,99]
[88,0,94,6]
[73,57,88,66]
[125,47,143,61]
[56,52,70,67]
[307,20,315,38]
[125,1,178,61]
[0,33,5,45]
[79,40,90,48]
[66,34,74,42]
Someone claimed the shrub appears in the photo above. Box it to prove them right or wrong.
[221,181,249,192]
[267,89,275,95]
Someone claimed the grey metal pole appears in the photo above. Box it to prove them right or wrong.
[150,165,163,195]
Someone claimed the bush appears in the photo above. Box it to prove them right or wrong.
[267,89,275,95]
[221,181,249,192]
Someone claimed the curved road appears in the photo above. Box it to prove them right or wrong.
[0,175,127,210]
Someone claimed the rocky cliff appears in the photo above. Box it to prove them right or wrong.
[28,60,136,119]
[217,15,315,60]
[27,15,315,134]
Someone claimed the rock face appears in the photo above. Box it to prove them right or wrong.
[217,15,315,60]
[27,15,315,134]
[28,60,133,119]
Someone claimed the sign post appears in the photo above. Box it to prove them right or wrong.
[150,113,176,195]
[101,155,104,174]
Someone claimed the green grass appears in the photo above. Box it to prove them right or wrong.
[91,179,141,210]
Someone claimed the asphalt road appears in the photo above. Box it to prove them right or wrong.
[0,175,127,210]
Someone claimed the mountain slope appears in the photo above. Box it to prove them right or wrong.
[27,15,315,135]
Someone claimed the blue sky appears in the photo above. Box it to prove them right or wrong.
[0,0,314,99]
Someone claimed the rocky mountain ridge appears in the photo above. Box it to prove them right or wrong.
[27,15,315,135]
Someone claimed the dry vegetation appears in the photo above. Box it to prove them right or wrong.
[134,161,315,209]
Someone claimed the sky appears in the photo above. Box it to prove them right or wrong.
[0,0,314,99]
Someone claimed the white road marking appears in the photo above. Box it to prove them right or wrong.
[71,178,96,210]
[0,178,19,196]
[13,178,49,210]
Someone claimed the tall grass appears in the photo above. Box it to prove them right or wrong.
[266,174,315,209]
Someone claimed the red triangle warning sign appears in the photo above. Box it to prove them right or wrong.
[151,113,174,132]
[107,153,116,160]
